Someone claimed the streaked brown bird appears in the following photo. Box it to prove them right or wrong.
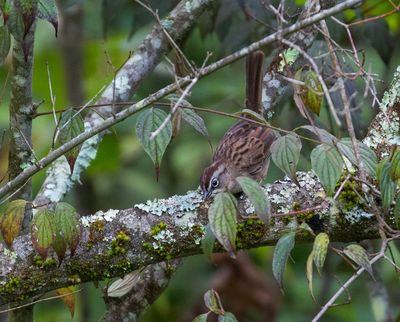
[200,51,276,199]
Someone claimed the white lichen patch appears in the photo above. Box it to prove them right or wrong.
[379,66,400,113]
[136,190,202,217]
[153,229,175,244]
[0,248,17,277]
[343,207,374,224]
[81,209,119,227]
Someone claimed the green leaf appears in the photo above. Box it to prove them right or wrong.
[343,244,374,279]
[30,208,56,259]
[204,289,223,315]
[201,225,216,260]
[218,312,238,322]
[136,108,172,180]
[236,176,271,224]
[299,125,336,144]
[0,199,27,248]
[302,70,323,116]
[37,0,58,36]
[54,202,80,261]
[181,108,209,138]
[192,313,209,322]
[237,109,267,123]
[337,138,378,177]
[57,108,85,173]
[312,232,329,275]
[379,160,395,210]
[390,148,400,181]
[272,232,296,288]
[271,134,301,184]
[306,250,316,303]
[0,25,10,65]
[311,144,343,196]
[208,192,237,257]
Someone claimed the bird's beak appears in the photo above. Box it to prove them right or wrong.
[203,189,211,200]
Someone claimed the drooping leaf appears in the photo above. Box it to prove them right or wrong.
[343,244,374,279]
[57,108,85,173]
[379,160,395,210]
[390,148,400,181]
[218,312,238,322]
[54,202,81,260]
[0,26,11,65]
[272,232,296,288]
[306,250,316,303]
[0,199,27,248]
[204,289,223,315]
[56,287,75,318]
[337,138,378,177]
[302,70,323,116]
[312,233,329,275]
[30,208,56,259]
[271,134,301,184]
[171,108,182,138]
[37,0,58,36]
[311,143,343,196]
[201,225,216,260]
[108,271,140,298]
[192,313,209,322]
[208,192,237,257]
[300,125,336,144]
[136,108,172,180]
[181,108,209,138]
[236,176,271,225]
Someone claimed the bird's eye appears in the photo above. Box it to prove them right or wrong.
[211,178,219,188]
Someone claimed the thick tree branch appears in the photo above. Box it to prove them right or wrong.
[0,0,362,200]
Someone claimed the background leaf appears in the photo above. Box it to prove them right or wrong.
[302,70,323,116]
[299,125,336,144]
[192,313,209,322]
[311,143,343,196]
[272,232,296,288]
[203,289,223,315]
[0,26,11,65]
[136,108,172,180]
[312,232,329,275]
[390,148,400,181]
[55,287,75,318]
[343,244,374,279]
[379,160,395,210]
[201,225,216,260]
[337,138,378,177]
[208,192,237,257]
[107,271,140,298]
[218,312,238,322]
[306,250,316,303]
[37,0,58,35]
[181,108,209,138]
[30,208,56,259]
[0,199,27,248]
[236,176,271,224]
[271,134,301,184]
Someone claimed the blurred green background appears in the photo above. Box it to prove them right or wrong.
[1,0,400,321]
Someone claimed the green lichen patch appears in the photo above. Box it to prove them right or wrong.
[108,230,131,257]
[236,219,267,249]
[88,219,106,248]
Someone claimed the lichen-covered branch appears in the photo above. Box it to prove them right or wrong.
[35,0,213,206]
[0,171,381,306]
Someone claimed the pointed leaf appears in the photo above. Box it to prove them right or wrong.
[218,312,238,322]
[208,192,237,257]
[0,26,11,65]
[271,134,301,183]
[57,109,85,173]
[312,233,329,275]
[0,199,27,248]
[306,250,316,303]
[56,287,75,318]
[30,208,56,259]
[108,271,140,298]
[201,225,216,260]
[300,125,336,144]
[37,0,58,36]
[272,232,296,288]
[311,143,343,196]
[136,108,172,179]
[192,313,209,322]
[343,244,374,279]
[54,202,81,258]
[390,148,400,181]
[379,160,395,210]
[338,138,378,177]
[302,70,323,116]
[181,108,209,138]
[236,176,271,224]
[204,289,223,315]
